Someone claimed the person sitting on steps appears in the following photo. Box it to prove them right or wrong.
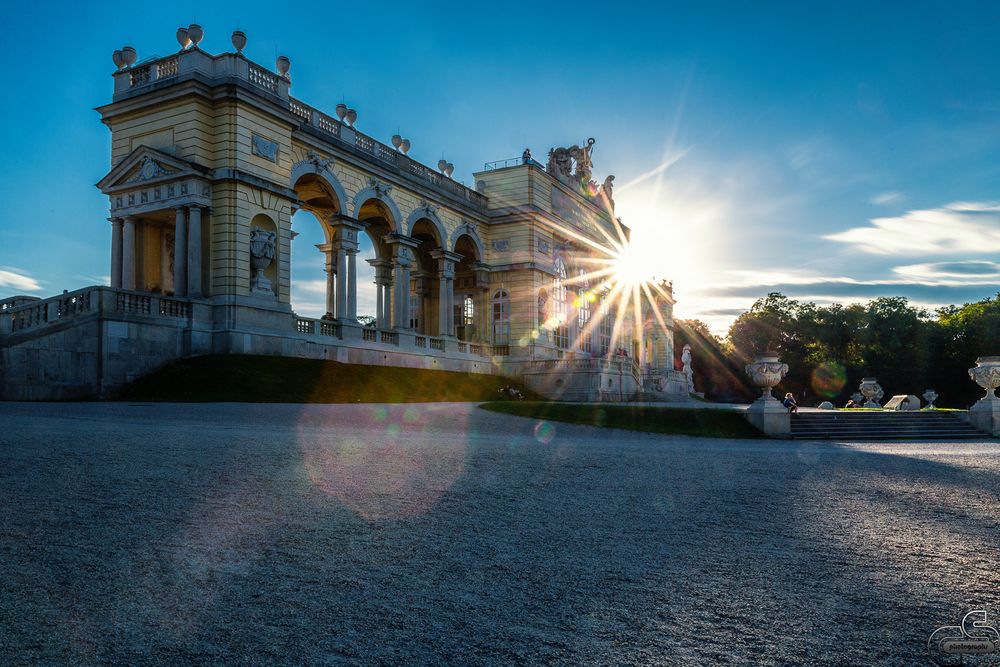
[783,392,799,413]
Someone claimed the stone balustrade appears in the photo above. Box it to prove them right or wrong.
[112,47,487,212]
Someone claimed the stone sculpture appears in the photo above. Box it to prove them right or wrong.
[745,352,789,401]
[681,343,695,393]
[969,356,1000,402]
[250,228,276,294]
[922,389,938,409]
[858,377,882,408]
[601,175,615,208]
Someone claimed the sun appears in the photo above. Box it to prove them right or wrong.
[611,242,663,287]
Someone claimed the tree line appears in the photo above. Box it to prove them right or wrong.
[673,292,1000,408]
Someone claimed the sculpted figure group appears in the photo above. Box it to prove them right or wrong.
[546,138,614,210]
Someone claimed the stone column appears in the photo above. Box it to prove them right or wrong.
[437,271,449,336]
[122,216,137,291]
[368,259,393,329]
[110,218,123,289]
[317,244,335,318]
[173,207,188,297]
[335,247,348,321]
[392,258,411,329]
[187,205,202,297]
[347,250,358,320]
[430,250,460,337]
[447,277,456,336]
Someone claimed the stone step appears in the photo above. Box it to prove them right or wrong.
[789,412,988,440]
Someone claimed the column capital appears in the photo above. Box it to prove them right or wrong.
[382,232,421,249]
[429,248,463,263]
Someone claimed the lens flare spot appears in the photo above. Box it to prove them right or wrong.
[386,423,401,437]
[534,421,555,444]
[403,407,419,422]
[811,361,847,398]
[373,407,388,422]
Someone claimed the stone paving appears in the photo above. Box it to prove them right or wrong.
[2,401,999,665]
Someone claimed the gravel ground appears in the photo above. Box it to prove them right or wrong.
[1,401,998,666]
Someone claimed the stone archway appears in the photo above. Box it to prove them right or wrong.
[452,232,488,342]
[291,169,349,320]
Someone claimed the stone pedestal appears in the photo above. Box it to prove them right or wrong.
[968,399,1000,437]
[745,398,791,438]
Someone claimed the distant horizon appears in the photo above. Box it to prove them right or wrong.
[2,1,998,337]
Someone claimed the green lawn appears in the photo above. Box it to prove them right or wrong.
[116,354,541,403]
[479,402,763,438]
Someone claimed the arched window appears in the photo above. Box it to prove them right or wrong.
[492,289,510,345]
[552,256,568,349]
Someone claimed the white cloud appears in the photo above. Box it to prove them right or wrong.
[893,260,1000,284]
[0,268,42,292]
[870,191,902,206]
[825,201,1000,255]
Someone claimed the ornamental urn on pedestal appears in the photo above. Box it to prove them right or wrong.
[859,377,882,408]
[249,228,276,295]
[969,356,1000,404]
[922,389,938,410]
[745,352,789,402]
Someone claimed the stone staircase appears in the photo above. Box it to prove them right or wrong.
[790,410,989,440]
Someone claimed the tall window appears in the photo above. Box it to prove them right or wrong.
[463,295,475,327]
[492,289,510,345]
[600,294,614,356]
[552,257,568,349]
[577,269,591,353]
[409,294,421,331]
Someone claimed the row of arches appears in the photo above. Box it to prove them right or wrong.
[289,161,488,339]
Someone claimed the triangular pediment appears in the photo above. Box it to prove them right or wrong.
[96,146,204,193]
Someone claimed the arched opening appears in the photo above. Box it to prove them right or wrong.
[453,234,483,342]
[290,173,342,319]
[357,198,395,328]
[409,218,442,335]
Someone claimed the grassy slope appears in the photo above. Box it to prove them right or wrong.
[480,402,763,439]
[116,355,542,403]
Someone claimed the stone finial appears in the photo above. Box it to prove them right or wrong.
[276,55,291,79]
[121,46,137,68]
[231,30,247,52]
[345,109,357,127]
[437,159,448,173]
[335,104,347,121]
[188,24,204,47]
[400,138,411,155]
[176,27,190,50]
[112,50,125,70]
[391,134,402,150]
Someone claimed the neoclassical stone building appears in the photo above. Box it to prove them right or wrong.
[0,26,686,401]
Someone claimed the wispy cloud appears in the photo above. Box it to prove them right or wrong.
[870,191,902,206]
[893,260,1000,283]
[0,268,42,292]
[824,201,1000,255]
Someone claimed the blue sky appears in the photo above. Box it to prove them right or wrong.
[2,1,999,334]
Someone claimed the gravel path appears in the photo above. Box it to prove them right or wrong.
[1,402,998,665]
